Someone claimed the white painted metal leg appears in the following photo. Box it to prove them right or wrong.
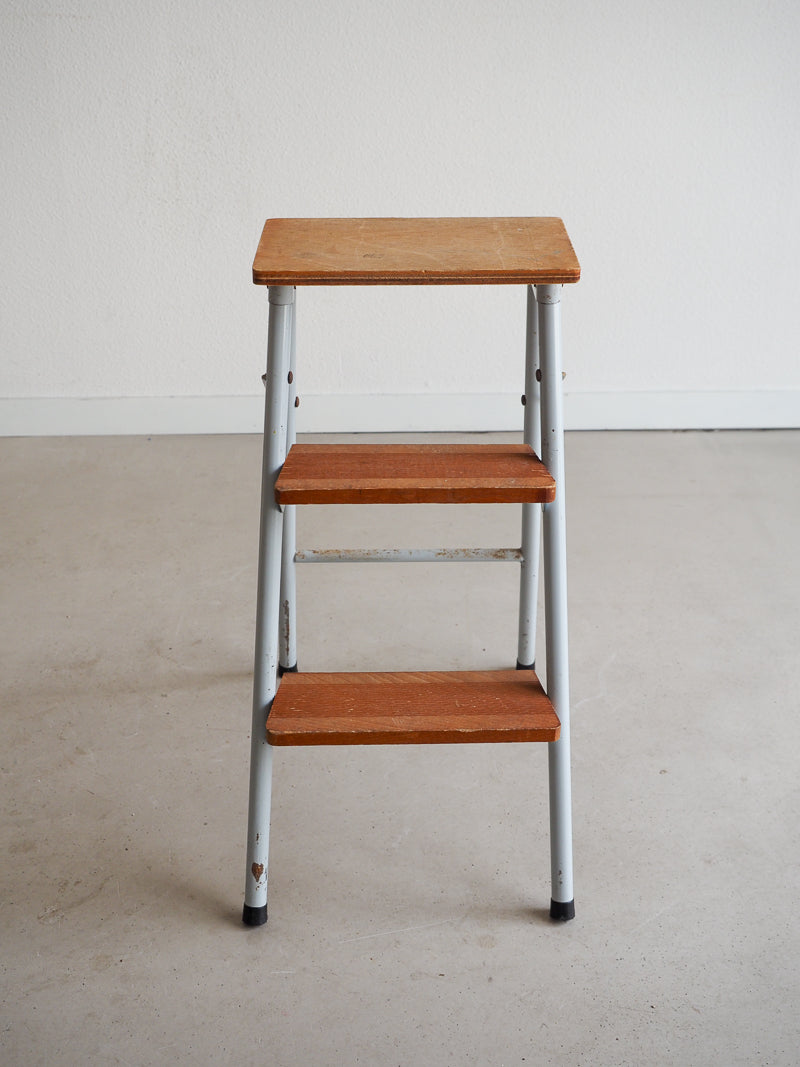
[243,285,294,926]
[279,295,298,674]
[538,283,575,921]
[518,284,542,670]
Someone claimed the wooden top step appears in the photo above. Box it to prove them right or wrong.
[275,444,555,505]
[267,669,560,746]
[253,217,580,286]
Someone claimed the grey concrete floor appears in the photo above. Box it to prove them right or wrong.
[1,430,799,1066]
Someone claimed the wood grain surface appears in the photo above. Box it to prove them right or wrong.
[267,669,560,745]
[253,217,580,285]
[275,443,556,505]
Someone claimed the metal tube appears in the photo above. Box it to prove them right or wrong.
[295,547,522,564]
[518,285,542,670]
[538,283,575,919]
[243,284,294,926]
[279,295,298,673]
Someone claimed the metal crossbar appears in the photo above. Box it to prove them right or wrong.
[295,547,523,564]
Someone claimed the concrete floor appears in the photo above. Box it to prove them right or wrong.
[1,430,799,1066]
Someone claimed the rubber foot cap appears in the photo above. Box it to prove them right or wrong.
[242,903,268,927]
[516,659,536,671]
[278,663,298,677]
[550,899,575,921]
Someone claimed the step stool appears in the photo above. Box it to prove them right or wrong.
[243,217,580,926]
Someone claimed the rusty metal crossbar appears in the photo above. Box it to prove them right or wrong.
[294,547,523,564]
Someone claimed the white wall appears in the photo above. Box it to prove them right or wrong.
[2,0,799,434]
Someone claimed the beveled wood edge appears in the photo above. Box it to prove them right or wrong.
[276,485,556,505]
[267,725,560,745]
[253,268,581,286]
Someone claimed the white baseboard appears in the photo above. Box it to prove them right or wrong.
[1,391,798,437]
[563,390,800,431]
[0,396,266,438]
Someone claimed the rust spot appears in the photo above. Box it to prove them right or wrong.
[251,862,265,881]
[433,547,518,562]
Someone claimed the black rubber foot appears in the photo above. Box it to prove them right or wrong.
[277,663,298,677]
[516,659,536,671]
[550,899,576,921]
[242,903,268,927]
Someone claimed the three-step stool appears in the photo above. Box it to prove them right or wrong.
[243,217,580,926]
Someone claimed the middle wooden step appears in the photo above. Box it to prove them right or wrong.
[275,444,555,505]
[267,669,560,746]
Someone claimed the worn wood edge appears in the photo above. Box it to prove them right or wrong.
[267,725,560,745]
[267,718,560,745]
[253,268,581,286]
[276,485,556,505]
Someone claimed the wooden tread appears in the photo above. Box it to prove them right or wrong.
[275,444,556,505]
[266,669,560,746]
[253,217,580,286]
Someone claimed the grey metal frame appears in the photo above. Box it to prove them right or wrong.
[279,294,298,674]
[242,285,294,926]
[517,284,542,671]
[242,281,574,925]
[536,284,575,919]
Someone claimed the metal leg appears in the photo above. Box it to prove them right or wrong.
[518,285,542,671]
[242,285,294,927]
[538,283,575,921]
[279,295,298,675]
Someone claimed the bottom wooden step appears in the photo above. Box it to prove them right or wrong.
[267,670,560,746]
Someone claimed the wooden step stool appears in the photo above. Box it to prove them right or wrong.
[243,217,580,926]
